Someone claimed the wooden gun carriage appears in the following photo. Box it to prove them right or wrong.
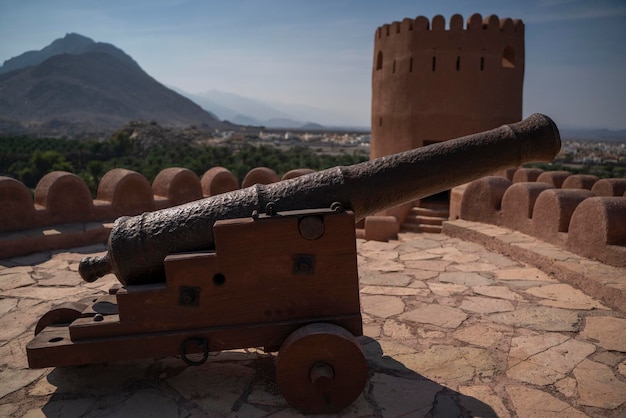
[27,114,561,414]
[28,203,365,413]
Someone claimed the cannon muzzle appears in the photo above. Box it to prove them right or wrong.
[81,113,561,285]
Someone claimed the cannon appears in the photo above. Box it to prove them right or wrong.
[79,113,561,286]
[27,114,560,414]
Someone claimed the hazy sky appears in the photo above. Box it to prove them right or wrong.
[1,0,625,129]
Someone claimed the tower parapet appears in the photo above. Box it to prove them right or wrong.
[371,13,525,158]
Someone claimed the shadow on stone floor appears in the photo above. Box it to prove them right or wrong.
[36,338,498,417]
[359,336,498,417]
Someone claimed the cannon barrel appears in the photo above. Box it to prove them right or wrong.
[80,113,561,285]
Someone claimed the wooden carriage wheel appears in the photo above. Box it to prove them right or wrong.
[34,301,87,335]
[275,323,367,414]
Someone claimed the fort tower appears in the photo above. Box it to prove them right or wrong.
[371,13,525,158]
[369,13,524,230]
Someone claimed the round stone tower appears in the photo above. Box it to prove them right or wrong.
[371,13,525,159]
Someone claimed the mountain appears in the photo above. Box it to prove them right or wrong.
[0,34,226,137]
[189,89,295,122]
[266,101,367,130]
[177,89,368,130]
[176,89,304,128]
[0,33,139,75]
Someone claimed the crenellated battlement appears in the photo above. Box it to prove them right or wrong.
[0,166,288,259]
[373,13,524,79]
[2,164,624,271]
[0,164,399,258]
[375,13,523,37]
[449,169,626,268]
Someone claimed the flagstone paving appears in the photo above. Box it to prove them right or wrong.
[0,224,625,417]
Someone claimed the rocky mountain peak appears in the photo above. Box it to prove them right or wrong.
[0,34,227,137]
[0,33,138,75]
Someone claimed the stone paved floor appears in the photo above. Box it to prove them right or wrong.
[1,225,625,417]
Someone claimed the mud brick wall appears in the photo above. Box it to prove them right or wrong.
[450,169,626,267]
[0,166,291,258]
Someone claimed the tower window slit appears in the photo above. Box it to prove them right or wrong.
[376,51,383,70]
[502,45,515,68]
[456,56,460,71]
[480,57,484,71]
[432,56,436,71]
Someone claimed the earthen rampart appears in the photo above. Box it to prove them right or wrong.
[450,169,626,267]
[0,166,288,259]
[2,165,624,272]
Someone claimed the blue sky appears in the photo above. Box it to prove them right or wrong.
[1,0,625,129]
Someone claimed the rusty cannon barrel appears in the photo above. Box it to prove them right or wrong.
[80,113,561,285]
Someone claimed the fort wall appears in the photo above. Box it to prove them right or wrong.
[0,166,399,258]
[2,164,624,269]
[450,170,626,267]
[0,167,258,259]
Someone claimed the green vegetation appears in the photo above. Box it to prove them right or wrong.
[0,135,368,196]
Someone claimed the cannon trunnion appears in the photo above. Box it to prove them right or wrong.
[27,206,365,414]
